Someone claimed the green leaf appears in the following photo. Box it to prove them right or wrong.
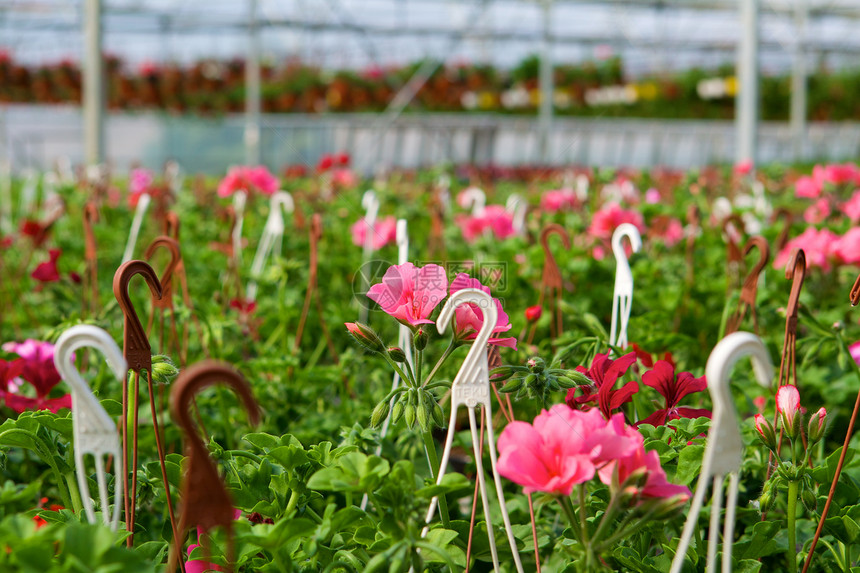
[674,444,705,486]
[307,452,390,493]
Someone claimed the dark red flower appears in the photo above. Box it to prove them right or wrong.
[229,298,257,315]
[20,219,53,248]
[525,305,542,322]
[630,343,676,370]
[566,352,639,419]
[1,340,70,413]
[335,152,350,167]
[316,154,334,172]
[638,360,710,427]
[31,249,61,283]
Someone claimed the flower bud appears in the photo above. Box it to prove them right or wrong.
[527,357,546,374]
[617,485,641,507]
[801,487,818,513]
[345,322,386,353]
[490,366,515,381]
[758,489,774,513]
[754,414,778,451]
[151,355,179,385]
[414,328,429,351]
[387,347,407,363]
[391,400,405,424]
[651,494,690,520]
[371,401,390,428]
[620,467,649,493]
[525,305,543,323]
[404,404,416,428]
[807,407,827,444]
[777,385,802,439]
[417,403,429,431]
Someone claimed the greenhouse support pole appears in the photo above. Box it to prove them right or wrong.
[735,0,759,166]
[83,0,104,166]
[538,0,554,164]
[790,0,808,160]
[245,0,262,166]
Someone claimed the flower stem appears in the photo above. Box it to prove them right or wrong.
[422,429,450,528]
[557,495,580,539]
[788,480,799,573]
[383,354,413,387]
[578,485,590,545]
[422,341,457,387]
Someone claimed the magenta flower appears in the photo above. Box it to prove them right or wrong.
[31,249,62,283]
[129,168,154,196]
[773,227,839,271]
[832,228,860,265]
[566,352,638,419]
[497,405,638,496]
[644,188,661,204]
[2,340,71,413]
[367,263,448,327]
[217,165,279,198]
[638,361,710,427]
[840,190,860,223]
[350,215,397,249]
[777,384,801,437]
[588,203,645,241]
[597,430,691,500]
[455,206,516,243]
[449,273,516,349]
[795,175,821,198]
[541,189,577,212]
[803,198,831,224]
[652,218,685,248]
[734,160,753,176]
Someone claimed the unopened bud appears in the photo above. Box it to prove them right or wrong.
[387,347,407,363]
[754,414,778,451]
[652,494,690,520]
[618,485,641,507]
[345,322,386,353]
[801,487,818,513]
[527,357,546,374]
[370,400,390,428]
[525,305,543,323]
[621,467,650,492]
[151,355,179,385]
[490,366,515,381]
[759,490,774,513]
[414,328,429,351]
[807,407,827,444]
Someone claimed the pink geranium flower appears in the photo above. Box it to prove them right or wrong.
[651,218,685,248]
[794,175,821,198]
[31,249,61,283]
[644,188,661,204]
[777,384,801,430]
[497,405,638,496]
[455,206,516,242]
[734,160,753,176]
[541,189,578,212]
[449,273,516,349]
[588,203,645,241]
[832,228,860,265]
[803,198,831,224]
[129,168,154,196]
[597,429,691,500]
[566,352,638,419]
[638,361,710,427]
[351,216,397,249]
[217,166,279,198]
[841,190,860,223]
[367,263,448,327]
[2,340,71,413]
[773,227,839,271]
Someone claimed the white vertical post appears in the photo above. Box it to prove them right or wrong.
[735,0,759,165]
[538,0,554,164]
[790,0,808,161]
[245,0,261,166]
[83,0,104,166]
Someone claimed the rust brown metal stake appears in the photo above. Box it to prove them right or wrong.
[113,261,184,570]
[527,224,571,344]
[725,236,770,335]
[167,361,261,573]
[771,207,793,253]
[144,236,182,360]
[164,212,209,362]
[721,213,746,293]
[83,202,99,317]
[685,205,700,288]
[802,271,860,573]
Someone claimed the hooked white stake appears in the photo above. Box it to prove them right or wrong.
[506,193,527,235]
[232,190,247,268]
[358,190,380,324]
[459,186,486,217]
[164,160,182,196]
[247,191,294,302]
[422,289,524,573]
[18,170,38,221]
[609,223,642,349]
[575,174,589,202]
[361,219,414,512]
[122,193,151,263]
[670,332,773,573]
[54,325,127,530]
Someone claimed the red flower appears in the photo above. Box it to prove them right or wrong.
[566,352,638,419]
[638,360,710,427]
[229,298,257,315]
[525,305,542,322]
[316,154,334,172]
[31,249,61,283]
[2,340,71,413]
[335,152,350,166]
[630,343,676,370]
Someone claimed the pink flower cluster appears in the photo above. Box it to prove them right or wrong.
[1,340,71,413]
[773,226,860,270]
[217,166,279,198]
[795,163,860,198]
[541,189,578,212]
[456,205,516,242]
[588,202,645,241]
[351,216,397,249]
[363,263,516,349]
[497,404,690,500]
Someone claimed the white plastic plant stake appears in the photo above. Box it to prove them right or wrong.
[423,289,524,573]
[575,174,589,202]
[247,191,294,302]
[232,190,247,268]
[42,172,64,222]
[361,220,414,512]
[609,223,642,349]
[358,190,380,324]
[54,325,127,530]
[165,160,182,195]
[436,174,451,213]
[506,193,527,235]
[18,170,38,220]
[460,186,486,217]
[670,332,773,573]
[122,192,151,263]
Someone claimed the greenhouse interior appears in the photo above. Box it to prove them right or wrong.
[3,0,860,571]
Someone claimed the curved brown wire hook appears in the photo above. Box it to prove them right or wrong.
[144,236,181,311]
[167,361,260,573]
[721,213,746,264]
[113,260,163,372]
[771,207,793,252]
[726,236,770,335]
[527,224,571,343]
[164,211,180,240]
[804,268,860,573]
